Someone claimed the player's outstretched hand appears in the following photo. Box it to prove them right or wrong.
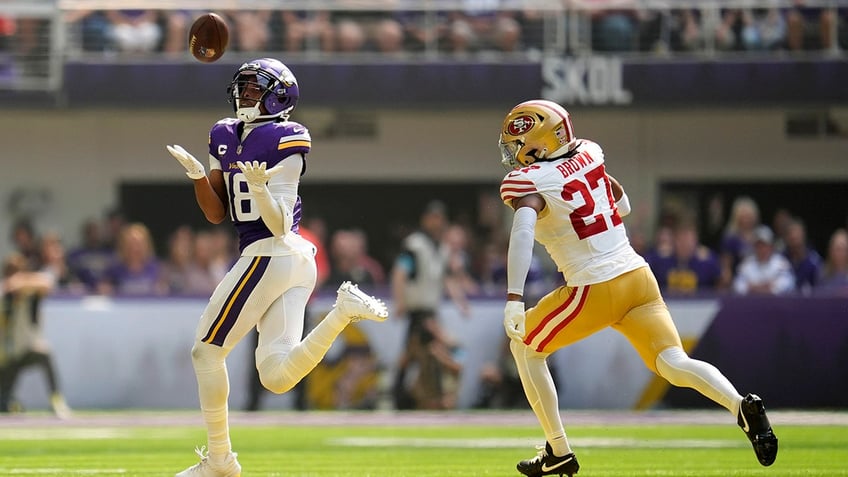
[503,301,526,342]
[166,145,205,180]
[237,160,285,192]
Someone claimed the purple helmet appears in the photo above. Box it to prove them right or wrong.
[227,58,299,122]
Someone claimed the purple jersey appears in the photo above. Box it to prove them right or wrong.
[103,259,163,296]
[648,247,721,294]
[209,119,311,252]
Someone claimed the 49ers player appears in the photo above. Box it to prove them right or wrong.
[498,100,778,477]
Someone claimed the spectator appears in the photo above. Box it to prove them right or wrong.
[473,335,529,409]
[332,12,369,53]
[816,228,848,296]
[442,223,479,316]
[641,224,674,264]
[162,10,198,56]
[225,10,271,52]
[447,3,522,55]
[395,10,450,53]
[162,225,224,296]
[786,2,837,51]
[0,15,14,52]
[741,8,787,51]
[9,219,40,269]
[372,16,406,55]
[719,196,762,289]
[161,225,194,295]
[38,231,83,295]
[187,230,230,293]
[671,8,704,51]
[770,207,795,252]
[327,229,385,290]
[278,11,335,53]
[732,225,795,295]
[101,208,127,252]
[65,218,114,293]
[390,200,455,410]
[98,222,167,296]
[106,10,162,54]
[589,7,639,52]
[0,252,72,418]
[64,10,111,53]
[516,8,545,54]
[715,8,744,51]
[648,221,722,295]
[781,217,822,295]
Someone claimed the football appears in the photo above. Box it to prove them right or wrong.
[188,12,229,63]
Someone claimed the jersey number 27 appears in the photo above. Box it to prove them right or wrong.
[562,165,622,240]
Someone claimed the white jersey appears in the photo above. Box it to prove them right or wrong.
[500,140,646,286]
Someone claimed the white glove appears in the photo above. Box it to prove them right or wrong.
[166,145,205,180]
[237,160,285,192]
[504,301,526,342]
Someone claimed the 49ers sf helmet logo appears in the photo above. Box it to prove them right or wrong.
[506,115,535,136]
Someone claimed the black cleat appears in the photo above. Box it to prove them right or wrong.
[738,393,778,466]
[517,442,579,477]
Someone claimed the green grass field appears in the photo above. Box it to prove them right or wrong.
[0,411,846,476]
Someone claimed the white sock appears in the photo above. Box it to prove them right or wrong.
[510,340,572,456]
[191,343,232,461]
[656,347,743,416]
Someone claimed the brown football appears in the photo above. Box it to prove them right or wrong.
[189,12,229,63]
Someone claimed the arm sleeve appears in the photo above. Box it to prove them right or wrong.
[507,206,538,296]
[616,192,631,217]
[250,155,301,237]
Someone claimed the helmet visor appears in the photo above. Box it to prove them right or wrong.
[228,68,277,104]
[499,138,523,170]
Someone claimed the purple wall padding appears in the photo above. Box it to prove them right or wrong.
[664,295,848,409]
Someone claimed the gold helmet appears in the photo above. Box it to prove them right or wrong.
[498,100,577,170]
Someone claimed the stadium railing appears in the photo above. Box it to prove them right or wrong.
[0,1,845,93]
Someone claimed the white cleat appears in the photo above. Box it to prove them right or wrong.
[175,447,241,477]
[335,281,389,323]
[50,393,72,420]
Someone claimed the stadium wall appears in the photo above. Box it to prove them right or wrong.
[14,295,847,411]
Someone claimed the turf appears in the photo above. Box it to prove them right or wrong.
[0,412,845,476]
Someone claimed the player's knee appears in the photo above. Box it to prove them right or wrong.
[256,355,295,394]
[509,339,544,363]
[655,346,690,386]
[191,341,227,374]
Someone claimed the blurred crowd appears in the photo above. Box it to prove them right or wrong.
[4,194,846,301]
[1,3,847,63]
[638,196,848,298]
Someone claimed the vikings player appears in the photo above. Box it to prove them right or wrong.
[167,58,388,477]
[498,100,778,477]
